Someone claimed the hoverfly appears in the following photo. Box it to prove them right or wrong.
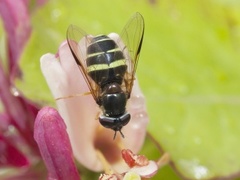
[67,12,144,139]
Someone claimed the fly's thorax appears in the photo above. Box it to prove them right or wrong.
[85,35,127,86]
[100,83,127,117]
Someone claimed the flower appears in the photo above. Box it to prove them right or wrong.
[99,149,170,180]
[0,0,48,179]
[1,1,150,178]
[0,0,170,179]
[40,33,149,173]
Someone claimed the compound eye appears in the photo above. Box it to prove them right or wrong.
[99,113,131,131]
[119,113,130,126]
[99,116,115,129]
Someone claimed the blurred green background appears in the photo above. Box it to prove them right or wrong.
[16,0,240,179]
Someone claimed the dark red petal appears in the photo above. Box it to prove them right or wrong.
[0,135,29,167]
[0,64,40,154]
[121,149,135,168]
[34,107,80,180]
[0,39,40,156]
[121,149,149,168]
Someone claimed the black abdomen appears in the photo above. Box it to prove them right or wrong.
[86,35,127,87]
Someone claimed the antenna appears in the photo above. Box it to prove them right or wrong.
[113,130,125,140]
[119,130,125,138]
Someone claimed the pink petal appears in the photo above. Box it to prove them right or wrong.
[0,0,31,74]
[0,113,11,131]
[34,107,80,180]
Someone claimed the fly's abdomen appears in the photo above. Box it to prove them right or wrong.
[86,35,127,86]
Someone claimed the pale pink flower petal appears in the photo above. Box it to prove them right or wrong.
[129,161,158,178]
[41,43,102,171]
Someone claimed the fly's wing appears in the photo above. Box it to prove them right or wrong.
[117,12,145,98]
[67,25,101,104]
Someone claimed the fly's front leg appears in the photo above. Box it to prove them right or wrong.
[55,91,91,101]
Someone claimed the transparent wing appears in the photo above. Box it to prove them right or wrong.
[66,25,101,104]
[117,12,145,98]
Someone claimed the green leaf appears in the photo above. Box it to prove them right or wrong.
[16,0,240,179]
[144,1,240,179]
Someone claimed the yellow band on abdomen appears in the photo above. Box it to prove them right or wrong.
[87,59,126,72]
